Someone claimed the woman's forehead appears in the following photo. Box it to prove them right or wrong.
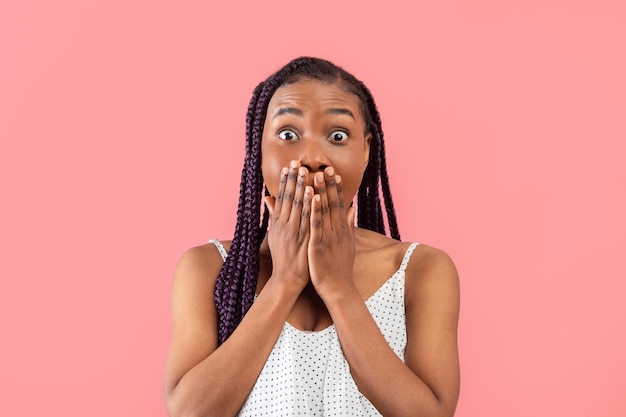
[268,79,361,109]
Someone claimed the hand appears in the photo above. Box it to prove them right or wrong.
[307,167,357,300]
[264,160,313,292]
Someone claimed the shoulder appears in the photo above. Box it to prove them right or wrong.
[404,243,459,313]
[406,244,457,279]
[175,240,232,275]
[171,240,233,304]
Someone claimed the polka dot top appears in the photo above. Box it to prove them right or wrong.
[210,239,419,416]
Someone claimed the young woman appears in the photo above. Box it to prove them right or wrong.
[164,57,460,417]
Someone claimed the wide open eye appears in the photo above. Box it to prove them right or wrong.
[278,129,298,141]
[329,130,349,142]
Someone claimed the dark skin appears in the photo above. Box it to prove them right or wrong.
[164,79,460,417]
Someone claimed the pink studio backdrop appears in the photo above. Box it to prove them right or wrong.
[1,1,625,416]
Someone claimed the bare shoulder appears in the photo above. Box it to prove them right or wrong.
[407,244,458,279]
[173,240,232,286]
[175,240,232,268]
[170,240,233,328]
[404,243,460,314]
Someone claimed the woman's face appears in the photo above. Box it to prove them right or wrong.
[261,79,371,205]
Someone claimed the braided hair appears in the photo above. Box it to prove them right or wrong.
[214,57,401,344]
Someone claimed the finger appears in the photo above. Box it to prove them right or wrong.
[289,165,307,223]
[335,174,346,212]
[314,171,331,232]
[300,185,313,239]
[325,167,342,230]
[310,193,323,243]
[273,166,288,219]
[280,160,300,221]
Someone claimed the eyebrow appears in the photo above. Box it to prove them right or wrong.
[326,108,355,119]
[273,107,303,119]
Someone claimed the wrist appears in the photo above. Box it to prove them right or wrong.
[266,273,307,298]
[315,278,360,306]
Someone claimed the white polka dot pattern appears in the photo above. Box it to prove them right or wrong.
[210,240,419,416]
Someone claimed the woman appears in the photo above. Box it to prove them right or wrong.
[164,57,460,416]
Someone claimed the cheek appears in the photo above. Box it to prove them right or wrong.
[340,174,364,204]
[261,156,286,197]
[335,155,368,202]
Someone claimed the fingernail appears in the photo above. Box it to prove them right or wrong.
[290,160,298,169]
[298,166,306,176]
[335,175,342,184]
[326,167,334,176]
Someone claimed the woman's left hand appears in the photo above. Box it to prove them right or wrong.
[307,167,357,300]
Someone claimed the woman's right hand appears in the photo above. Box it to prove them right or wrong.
[264,160,312,292]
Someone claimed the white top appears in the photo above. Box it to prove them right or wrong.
[209,239,419,416]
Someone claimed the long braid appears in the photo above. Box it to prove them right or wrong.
[357,131,383,234]
[214,57,402,344]
[214,83,262,343]
[358,81,401,240]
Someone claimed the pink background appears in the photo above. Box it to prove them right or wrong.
[2,1,625,416]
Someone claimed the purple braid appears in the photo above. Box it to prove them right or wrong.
[357,81,400,239]
[214,57,401,344]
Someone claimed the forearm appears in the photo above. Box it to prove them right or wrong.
[167,278,300,417]
[325,288,446,417]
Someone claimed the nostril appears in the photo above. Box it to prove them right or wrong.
[300,163,328,173]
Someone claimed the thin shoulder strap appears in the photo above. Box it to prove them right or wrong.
[399,242,420,273]
[209,239,228,261]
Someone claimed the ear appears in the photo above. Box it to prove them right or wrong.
[363,133,372,166]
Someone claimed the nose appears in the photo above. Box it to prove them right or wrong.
[299,140,330,173]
